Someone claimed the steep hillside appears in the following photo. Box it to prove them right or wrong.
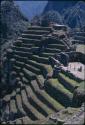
[1,1,29,44]
[63,1,85,28]
[43,1,85,29]
[1,26,84,124]
[44,1,77,13]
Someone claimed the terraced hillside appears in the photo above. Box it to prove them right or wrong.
[1,26,84,124]
[71,31,85,44]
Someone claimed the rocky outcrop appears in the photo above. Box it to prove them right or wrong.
[47,103,84,125]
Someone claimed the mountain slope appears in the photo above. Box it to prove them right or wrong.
[63,1,85,28]
[44,1,77,13]
[1,1,29,44]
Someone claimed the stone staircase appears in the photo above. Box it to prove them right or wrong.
[1,26,84,124]
[72,31,85,44]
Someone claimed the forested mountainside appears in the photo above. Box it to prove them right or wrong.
[1,1,29,44]
[43,1,85,28]
[44,1,77,13]
[63,1,85,28]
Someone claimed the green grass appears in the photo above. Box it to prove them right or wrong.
[47,44,66,50]
[59,73,79,87]
[25,85,54,116]
[46,78,72,95]
[31,80,64,111]
[21,89,45,120]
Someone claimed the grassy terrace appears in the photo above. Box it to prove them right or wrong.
[3,26,79,123]
[13,54,52,77]
[32,55,49,64]
[21,89,45,120]
[31,80,64,112]
[22,34,43,40]
[45,48,61,53]
[47,44,67,50]
[45,78,72,107]
[23,30,50,35]
[12,45,31,52]
[27,26,52,31]
[22,68,36,80]
[9,99,18,120]
[15,94,26,116]
[74,35,85,41]
[18,38,41,44]
[46,78,72,95]
[25,63,41,75]
[61,69,82,82]
[18,43,33,48]
[58,73,79,92]
[39,52,54,58]
[25,85,54,116]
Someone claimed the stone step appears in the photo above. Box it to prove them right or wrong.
[25,85,54,116]
[24,63,41,75]
[24,30,50,35]
[18,37,41,44]
[9,99,18,121]
[13,65,21,73]
[21,89,45,120]
[15,61,24,68]
[31,80,64,112]
[22,68,36,81]
[74,35,85,42]
[45,48,61,53]
[32,55,48,64]
[61,69,82,83]
[18,43,33,48]
[22,34,42,40]
[40,38,65,45]
[13,55,28,63]
[39,52,54,58]
[47,44,66,50]
[12,46,31,52]
[13,55,51,77]
[58,73,79,93]
[45,78,73,107]
[27,26,52,31]
[15,94,26,117]
[13,50,32,58]
[19,74,29,85]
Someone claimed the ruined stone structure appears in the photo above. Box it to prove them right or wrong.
[1,25,85,124]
